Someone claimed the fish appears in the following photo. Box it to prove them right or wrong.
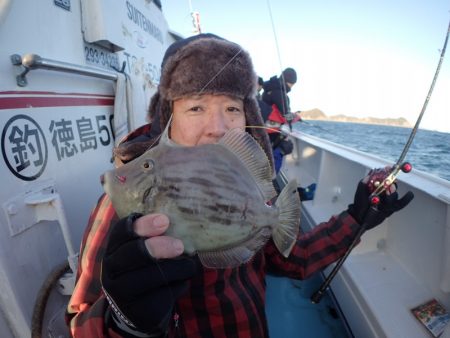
[102,122,301,269]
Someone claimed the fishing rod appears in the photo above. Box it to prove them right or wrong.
[311,18,450,304]
[297,118,331,134]
[265,0,294,132]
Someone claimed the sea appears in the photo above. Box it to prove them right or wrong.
[292,120,450,182]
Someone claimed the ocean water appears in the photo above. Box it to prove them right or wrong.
[293,120,450,182]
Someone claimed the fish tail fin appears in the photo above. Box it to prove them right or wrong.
[273,179,301,257]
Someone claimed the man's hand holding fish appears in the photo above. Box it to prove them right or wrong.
[133,213,184,259]
[101,213,199,336]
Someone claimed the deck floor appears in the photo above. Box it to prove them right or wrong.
[265,273,352,338]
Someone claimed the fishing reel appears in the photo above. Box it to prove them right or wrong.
[284,112,296,132]
[367,162,412,205]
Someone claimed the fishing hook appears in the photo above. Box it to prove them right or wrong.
[311,18,450,304]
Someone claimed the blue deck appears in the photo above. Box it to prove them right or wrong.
[265,273,352,338]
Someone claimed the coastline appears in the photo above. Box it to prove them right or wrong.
[299,108,412,128]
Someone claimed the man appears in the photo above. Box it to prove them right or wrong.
[256,76,264,100]
[262,67,297,118]
[262,68,302,173]
[66,33,413,337]
[256,76,272,122]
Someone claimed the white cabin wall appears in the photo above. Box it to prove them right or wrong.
[0,2,90,335]
[0,1,175,336]
[4,1,85,67]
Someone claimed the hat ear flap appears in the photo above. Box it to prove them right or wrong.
[244,98,274,175]
[159,100,172,132]
[148,91,160,122]
[148,91,172,136]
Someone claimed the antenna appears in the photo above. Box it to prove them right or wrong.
[188,0,202,34]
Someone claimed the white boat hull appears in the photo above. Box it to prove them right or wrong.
[283,129,450,337]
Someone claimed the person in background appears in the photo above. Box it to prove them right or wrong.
[262,67,297,118]
[256,76,272,122]
[66,33,413,338]
[256,76,264,100]
[262,68,303,173]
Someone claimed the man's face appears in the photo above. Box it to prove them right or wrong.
[170,94,246,146]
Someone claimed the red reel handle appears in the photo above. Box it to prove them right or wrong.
[368,162,412,206]
[401,162,412,173]
[370,195,380,206]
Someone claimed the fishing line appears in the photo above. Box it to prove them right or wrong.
[311,17,450,304]
[199,49,243,94]
[245,125,288,135]
[300,119,332,134]
[369,17,450,198]
[395,19,450,168]
[246,120,332,140]
[265,0,288,116]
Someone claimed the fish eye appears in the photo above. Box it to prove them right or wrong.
[142,159,154,171]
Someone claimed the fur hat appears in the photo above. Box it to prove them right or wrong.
[148,33,274,171]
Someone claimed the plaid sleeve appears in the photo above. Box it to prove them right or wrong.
[66,194,121,337]
[264,210,361,279]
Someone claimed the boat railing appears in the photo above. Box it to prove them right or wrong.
[10,53,119,87]
[283,130,450,337]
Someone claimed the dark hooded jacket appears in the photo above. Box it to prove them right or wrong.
[261,75,291,116]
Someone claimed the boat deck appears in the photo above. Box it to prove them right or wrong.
[266,273,352,337]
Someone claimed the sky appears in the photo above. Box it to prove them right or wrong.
[162,1,450,133]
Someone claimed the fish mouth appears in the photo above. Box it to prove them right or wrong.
[100,174,105,186]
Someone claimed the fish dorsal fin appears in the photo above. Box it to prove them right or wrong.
[198,227,271,269]
[273,179,301,257]
[218,129,276,200]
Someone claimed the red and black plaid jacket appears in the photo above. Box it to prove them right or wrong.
[66,194,359,337]
[66,125,361,337]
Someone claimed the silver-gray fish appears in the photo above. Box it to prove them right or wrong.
[102,123,300,269]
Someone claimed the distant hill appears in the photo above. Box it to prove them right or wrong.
[298,108,412,128]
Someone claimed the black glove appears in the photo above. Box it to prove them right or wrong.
[279,139,294,155]
[348,180,414,230]
[101,213,199,337]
